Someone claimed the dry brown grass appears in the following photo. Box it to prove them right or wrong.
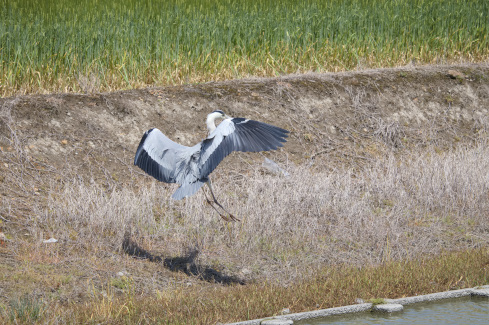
[16,139,486,285]
[1,94,489,323]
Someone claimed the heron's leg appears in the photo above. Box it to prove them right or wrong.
[205,180,240,222]
[203,189,230,221]
[204,181,238,222]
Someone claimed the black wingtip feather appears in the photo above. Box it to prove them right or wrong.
[135,149,159,181]
[134,128,155,165]
[134,129,171,183]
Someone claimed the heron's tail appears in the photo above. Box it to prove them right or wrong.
[172,180,206,200]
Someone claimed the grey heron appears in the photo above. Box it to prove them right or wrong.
[134,110,289,221]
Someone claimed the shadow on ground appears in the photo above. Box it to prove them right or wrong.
[122,232,245,285]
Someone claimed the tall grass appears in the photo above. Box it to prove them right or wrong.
[27,141,489,283]
[1,0,488,96]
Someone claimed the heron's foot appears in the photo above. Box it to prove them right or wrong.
[220,212,240,222]
[206,199,240,222]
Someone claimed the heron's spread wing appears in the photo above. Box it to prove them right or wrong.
[135,120,288,200]
[199,118,289,177]
[134,128,189,183]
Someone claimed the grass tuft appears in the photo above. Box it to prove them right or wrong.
[7,296,44,324]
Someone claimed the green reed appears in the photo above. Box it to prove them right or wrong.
[1,0,488,96]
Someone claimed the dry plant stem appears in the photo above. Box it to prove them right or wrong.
[204,180,240,222]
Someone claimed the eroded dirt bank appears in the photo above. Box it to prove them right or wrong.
[1,63,489,306]
[1,63,489,178]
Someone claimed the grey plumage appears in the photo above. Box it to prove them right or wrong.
[135,112,288,198]
[134,112,288,201]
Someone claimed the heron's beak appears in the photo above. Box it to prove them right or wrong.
[224,114,232,119]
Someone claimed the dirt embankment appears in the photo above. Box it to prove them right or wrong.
[2,64,489,180]
[1,64,489,182]
[1,63,489,303]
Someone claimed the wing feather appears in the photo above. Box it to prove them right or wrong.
[199,118,288,178]
[134,128,189,183]
[135,119,288,200]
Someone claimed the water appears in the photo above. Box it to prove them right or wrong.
[297,297,489,325]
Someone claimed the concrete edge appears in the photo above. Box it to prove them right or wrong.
[227,285,489,325]
[371,303,403,313]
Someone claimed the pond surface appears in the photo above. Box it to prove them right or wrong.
[297,297,489,325]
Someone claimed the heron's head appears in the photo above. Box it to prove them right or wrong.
[207,110,230,121]
[206,110,231,133]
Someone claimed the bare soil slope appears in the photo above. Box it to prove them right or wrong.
[2,64,489,178]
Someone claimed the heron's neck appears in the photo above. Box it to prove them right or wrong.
[206,114,218,134]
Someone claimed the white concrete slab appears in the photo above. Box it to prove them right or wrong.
[228,285,489,325]
[372,303,404,313]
